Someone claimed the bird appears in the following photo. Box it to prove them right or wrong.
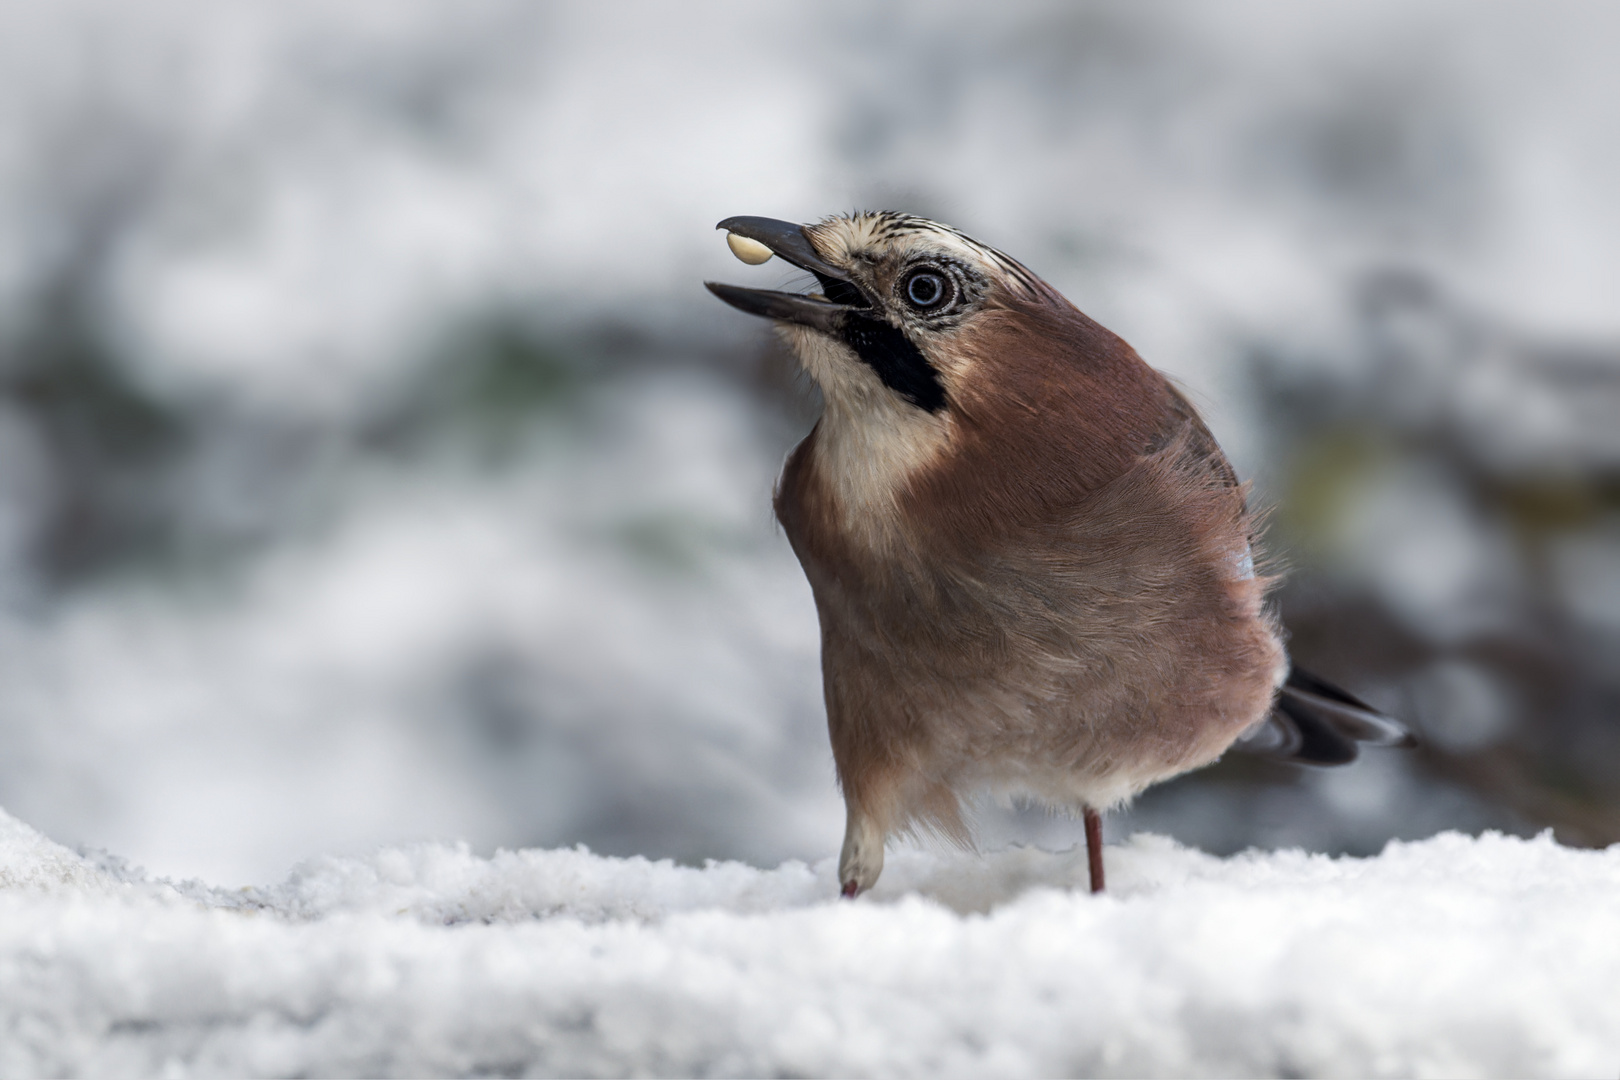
[706,212,1414,898]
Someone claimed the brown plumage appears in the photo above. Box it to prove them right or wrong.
[707,212,1412,896]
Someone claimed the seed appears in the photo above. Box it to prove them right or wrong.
[726,233,774,265]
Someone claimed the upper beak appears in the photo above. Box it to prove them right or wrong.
[705,216,865,333]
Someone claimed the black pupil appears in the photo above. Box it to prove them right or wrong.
[907,272,944,307]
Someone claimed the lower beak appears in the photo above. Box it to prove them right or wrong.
[704,215,866,332]
[704,281,851,334]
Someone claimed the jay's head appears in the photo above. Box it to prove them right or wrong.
[706,212,1068,419]
[706,213,1165,508]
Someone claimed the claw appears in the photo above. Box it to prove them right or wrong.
[840,880,859,899]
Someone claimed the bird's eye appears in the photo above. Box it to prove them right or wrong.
[902,269,951,312]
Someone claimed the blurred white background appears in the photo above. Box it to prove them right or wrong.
[0,0,1615,885]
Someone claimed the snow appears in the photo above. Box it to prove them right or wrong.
[3,805,1617,1078]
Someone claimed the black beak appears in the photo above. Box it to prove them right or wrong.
[705,215,867,333]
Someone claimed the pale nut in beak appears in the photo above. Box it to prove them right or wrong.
[725,232,774,265]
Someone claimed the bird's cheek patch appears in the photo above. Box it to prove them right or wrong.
[840,318,947,414]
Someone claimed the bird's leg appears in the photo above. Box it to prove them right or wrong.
[838,801,886,898]
[1084,806,1105,893]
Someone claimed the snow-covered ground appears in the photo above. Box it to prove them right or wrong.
[0,11,1616,1073]
[3,806,1616,1078]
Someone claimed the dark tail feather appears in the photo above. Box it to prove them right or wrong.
[1236,666,1418,766]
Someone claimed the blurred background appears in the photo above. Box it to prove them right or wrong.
[0,0,1615,886]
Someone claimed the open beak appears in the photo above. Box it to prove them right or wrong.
[705,216,868,334]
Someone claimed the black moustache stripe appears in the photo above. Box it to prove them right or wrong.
[841,316,947,413]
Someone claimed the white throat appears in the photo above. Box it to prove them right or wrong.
[782,325,952,543]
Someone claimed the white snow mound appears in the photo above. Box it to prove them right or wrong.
[2,806,1617,1078]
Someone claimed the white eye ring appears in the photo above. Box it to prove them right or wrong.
[726,233,774,265]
